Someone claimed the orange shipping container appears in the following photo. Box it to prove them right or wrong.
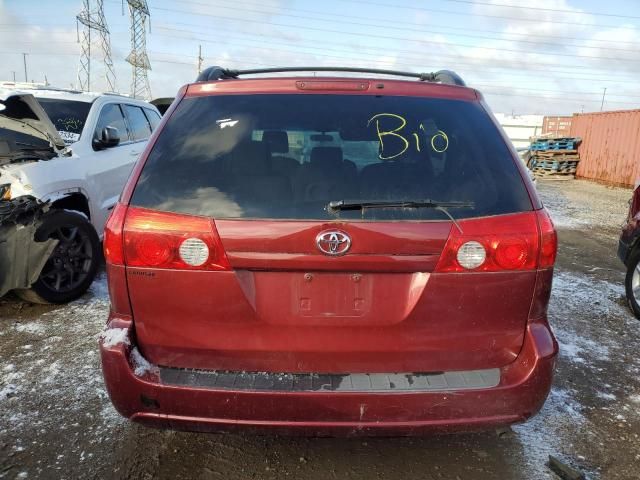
[570,110,640,188]
[542,116,572,137]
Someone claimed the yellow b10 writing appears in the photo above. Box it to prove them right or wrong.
[367,113,449,160]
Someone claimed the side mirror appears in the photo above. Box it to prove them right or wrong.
[93,126,120,150]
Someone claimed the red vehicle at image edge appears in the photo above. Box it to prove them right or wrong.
[99,67,558,435]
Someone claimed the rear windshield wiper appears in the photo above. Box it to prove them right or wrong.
[326,199,475,233]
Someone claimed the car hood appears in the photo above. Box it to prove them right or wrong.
[0,90,67,160]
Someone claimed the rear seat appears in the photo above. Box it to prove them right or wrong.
[227,140,291,212]
[293,146,358,203]
[261,130,300,177]
[360,152,434,200]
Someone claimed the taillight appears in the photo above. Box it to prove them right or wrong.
[104,203,127,265]
[536,208,557,268]
[435,212,540,273]
[122,207,230,271]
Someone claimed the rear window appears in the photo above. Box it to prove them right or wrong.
[131,94,531,220]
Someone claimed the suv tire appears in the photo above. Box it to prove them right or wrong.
[15,210,100,304]
[625,248,640,319]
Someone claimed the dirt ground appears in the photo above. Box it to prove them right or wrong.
[1,178,639,480]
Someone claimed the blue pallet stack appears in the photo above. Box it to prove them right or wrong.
[528,137,581,177]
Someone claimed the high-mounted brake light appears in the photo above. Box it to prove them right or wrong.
[122,207,230,271]
[295,80,369,91]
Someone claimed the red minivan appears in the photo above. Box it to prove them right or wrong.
[100,67,558,435]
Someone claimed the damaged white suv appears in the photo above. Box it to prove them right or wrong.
[0,87,161,303]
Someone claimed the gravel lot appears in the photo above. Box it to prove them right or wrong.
[1,178,639,480]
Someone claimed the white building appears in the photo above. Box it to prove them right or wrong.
[494,113,544,150]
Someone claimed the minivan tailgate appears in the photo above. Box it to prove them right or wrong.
[128,219,536,373]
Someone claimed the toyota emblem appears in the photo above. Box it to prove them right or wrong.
[316,230,351,256]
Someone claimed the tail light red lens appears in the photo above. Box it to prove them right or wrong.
[122,207,230,271]
[536,208,557,268]
[103,203,127,265]
[103,204,230,271]
[495,238,529,269]
[435,212,540,273]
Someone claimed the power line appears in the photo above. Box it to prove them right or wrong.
[171,0,640,54]
[4,22,640,81]
[340,0,626,28]
[149,6,640,64]
[4,48,638,106]
[153,25,640,81]
[439,0,640,20]
[4,40,640,91]
[480,89,636,106]
[141,49,640,104]
[203,0,640,47]
[473,83,640,100]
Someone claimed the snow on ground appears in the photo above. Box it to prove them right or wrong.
[510,180,640,479]
[537,179,630,234]
[511,268,626,479]
[0,271,126,478]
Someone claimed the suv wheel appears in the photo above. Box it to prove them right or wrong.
[15,210,100,304]
[625,248,640,319]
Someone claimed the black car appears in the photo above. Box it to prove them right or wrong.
[618,185,640,318]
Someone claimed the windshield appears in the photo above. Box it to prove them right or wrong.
[36,98,92,144]
[131,94,532,221]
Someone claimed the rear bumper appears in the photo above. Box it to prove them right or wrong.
[100,317,557,436]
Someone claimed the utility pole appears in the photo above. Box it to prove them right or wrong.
[11,71,16,82]
[197,44,203,75]
[22,53,28,82]
[600,87,607,112]
[126,0,152,100]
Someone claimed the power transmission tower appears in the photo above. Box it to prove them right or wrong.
[76,0,116,92]
[76,0,92,91]
[126,0,152,100]
[96,0,116,92]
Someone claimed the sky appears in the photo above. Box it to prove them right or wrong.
[2,0,640,115]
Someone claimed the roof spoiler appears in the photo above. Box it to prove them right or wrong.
[195,67,466,87]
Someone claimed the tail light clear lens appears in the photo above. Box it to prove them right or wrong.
[123,207,230,271]
[179,238,210,266]
[456,241,486,269]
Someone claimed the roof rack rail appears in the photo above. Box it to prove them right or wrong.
[195,66,466,87]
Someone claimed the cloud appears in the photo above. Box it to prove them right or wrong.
[0,0,638,115]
